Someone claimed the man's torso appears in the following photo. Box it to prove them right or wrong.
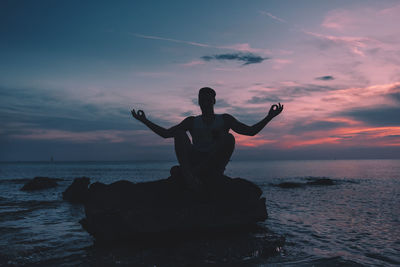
[189,114,228,152]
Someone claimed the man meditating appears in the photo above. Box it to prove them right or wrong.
[131,87,283,188]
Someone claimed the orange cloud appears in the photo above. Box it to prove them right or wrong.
[232,132,275,147]
[281,126,400,148]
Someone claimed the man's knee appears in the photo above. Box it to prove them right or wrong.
[222,133,235,148]
[216,133,235,152]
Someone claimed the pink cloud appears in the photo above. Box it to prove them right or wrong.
[303,30,382,56]
[272,59,293,70]
[321,4,400,37]
[301,3,400,84]
[379,4,400,16]
[277,49,294,55]
[322,9,355,31]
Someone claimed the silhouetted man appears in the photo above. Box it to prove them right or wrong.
[131,87,283,188]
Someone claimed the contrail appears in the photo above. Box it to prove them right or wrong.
[259,10,287,23]
[131,33,212,48]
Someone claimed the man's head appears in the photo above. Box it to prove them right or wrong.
[198,87,216,114]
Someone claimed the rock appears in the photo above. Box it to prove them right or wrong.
[63,177,91,203]
[20,177,61,191]
[306,178,334,186]
[80,167,267,242]
[85,227,285,265]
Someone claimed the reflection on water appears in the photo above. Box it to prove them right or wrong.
[0,159,399,266]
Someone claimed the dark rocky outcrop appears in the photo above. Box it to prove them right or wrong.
[63,177,91,203]
[80,167,267,242]
[273,178,335,189]
[20,177,62,191]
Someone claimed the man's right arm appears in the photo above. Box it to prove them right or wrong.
[131,109,193,138]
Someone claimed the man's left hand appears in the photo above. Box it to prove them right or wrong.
[268,103,284,118]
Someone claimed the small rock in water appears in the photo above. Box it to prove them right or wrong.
[20,177,61,191]
[273,178,335,188]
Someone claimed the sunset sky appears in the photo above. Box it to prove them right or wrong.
[1,0,400,161]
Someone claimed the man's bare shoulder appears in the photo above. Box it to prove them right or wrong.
[180,116,195,129]
[222,113,235,122]
[221,114,237,128]
[183,116,195,122]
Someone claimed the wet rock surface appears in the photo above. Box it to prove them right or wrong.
[63,177,90,203]
[20,177,62,191]
[88,228,285,266]
[80,168,268,242]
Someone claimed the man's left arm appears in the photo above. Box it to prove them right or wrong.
[225,103,283,136]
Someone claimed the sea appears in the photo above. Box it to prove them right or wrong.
[0,159,399,266]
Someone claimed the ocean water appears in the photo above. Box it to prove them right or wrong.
[0,159,399,266]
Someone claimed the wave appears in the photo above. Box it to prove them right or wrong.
[0,200,62,221]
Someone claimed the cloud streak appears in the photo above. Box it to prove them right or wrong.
[201,53,268,65]
[316,76,335,81]
[259,11,286,23]
[132,33,212,48]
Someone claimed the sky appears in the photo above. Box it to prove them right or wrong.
[1,0,400,161]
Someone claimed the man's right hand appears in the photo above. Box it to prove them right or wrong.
[131,108,147,122]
